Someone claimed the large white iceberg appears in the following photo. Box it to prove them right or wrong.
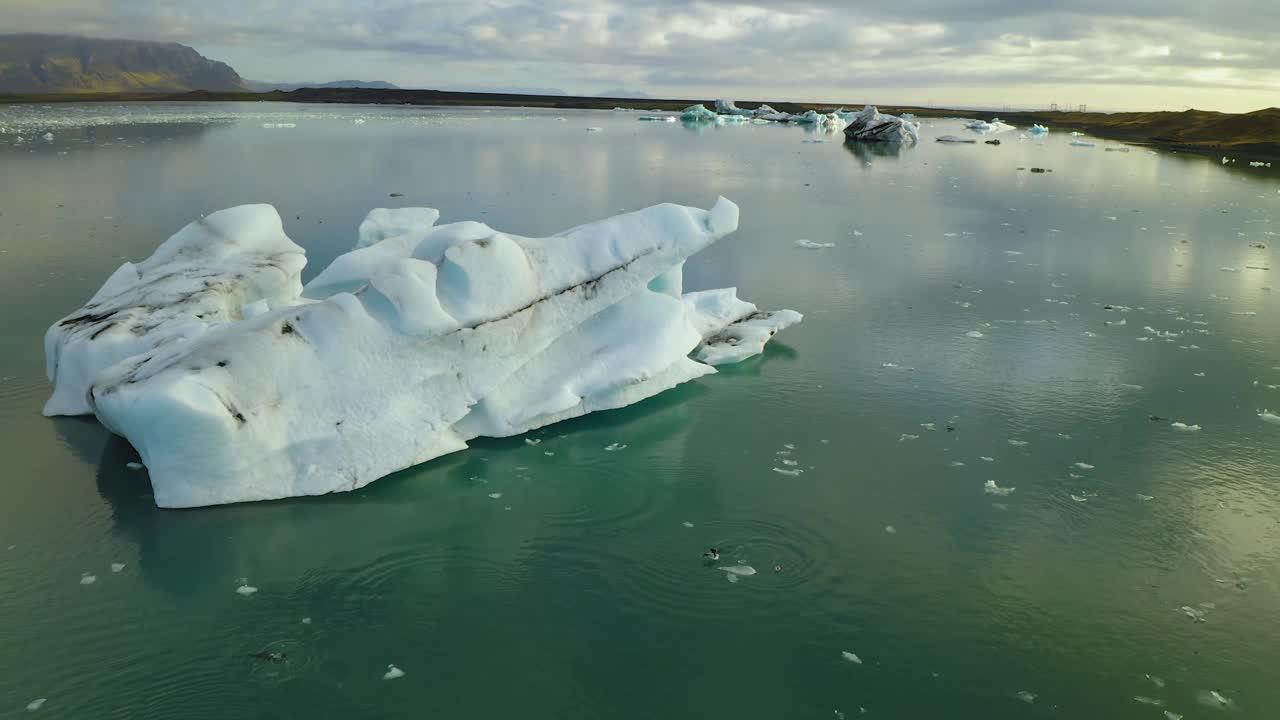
[963,118,1016,134]
[841,105,920,144]
[714,99,754,117]
[47,199,801,507]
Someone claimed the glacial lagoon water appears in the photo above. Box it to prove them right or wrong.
[2,102,1279,718]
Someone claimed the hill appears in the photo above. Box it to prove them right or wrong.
[246,79,400,92]
[0,34,246,93]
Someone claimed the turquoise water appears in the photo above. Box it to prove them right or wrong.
[2,103,1279,718]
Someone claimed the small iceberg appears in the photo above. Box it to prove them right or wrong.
[1070,140,1097,147]
[383,664,405,680]
[718,565,757,576]
[984,480,1015,496]
[680,104,720,123]
[936,135,977,144]
[795,239,836,249]
[1170,422,1201,432]
[841,651,863,664]
[714,99,754,117]
[1029,124,1049,135]
[841,105,920,144]
[1260,410,1280,424]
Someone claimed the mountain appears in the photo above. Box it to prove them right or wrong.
[247,79,401,92]
[0,34,247,93]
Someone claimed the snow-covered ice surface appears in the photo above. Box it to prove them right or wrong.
[50,198,800,507]
[42,205,306,417]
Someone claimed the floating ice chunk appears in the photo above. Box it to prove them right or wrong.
[884,525,897,534]
[682,521,694,528]
[950,461,966,467]
[842,106,919,143]
[126,462,143,470]
[42,205,306,417]
[965,330,985,338]
[1137,493,1154,501]
[680,104,719,123]
[773,467,803,476]
[1070,140,1097,147]
[1070,494,1089,502]
[980,456,994,462]
[262,123,296,129]
[42,132,53,142]
[936,135,977,144]
[1179,605,1206,622]
[585,127,603,132]
[80,573,96,585]
[603,442,627,451]
[718,565,757,576]
[26,699,46,711]
[984,480,1015,496]
[1015,691,1037,704]
[1008,440,1028,447]
[1259,410,1280,424]
[1164,713,1183,720]
[841,651,863,664]
[899,434,920,442]
[920,423,936,431]
[383,664,405,680]
[1134,696,1165,707]
[714,99,754,116]
[690,297,803,366]
[1074,462,1095,470]
[795,239,836,249]
[1171,422,1201,431]
[1195,690,1234,709]
[236,582,257,596]
[1147,675,1166,688]
[487,492,502,499]
[637,116,676,123]
[110,562,125,573]
[86,199,771,507]
[1029,124,1049,135]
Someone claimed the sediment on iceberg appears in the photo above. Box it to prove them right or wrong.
[48,199,802,508]
[841,106,920,144]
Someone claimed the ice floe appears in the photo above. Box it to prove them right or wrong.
[984,480,1015,496]
[52,199,800,507]
[79,573,96,585]
[26,699,46,711]
[841,651,863,664]
[936,135,977,144]
[1170,422,1201,431]
[383,664,405,680]
[795,240,836,249]
[1015,691,1037,703]
[1195,690,1234,709]
[236,582,258,596]
[110,562,125,573]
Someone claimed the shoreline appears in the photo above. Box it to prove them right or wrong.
[2,87,1277,160]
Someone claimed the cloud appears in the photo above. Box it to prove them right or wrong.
[3,0,1277,110]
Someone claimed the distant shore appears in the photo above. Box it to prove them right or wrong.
[3,87,1277,159]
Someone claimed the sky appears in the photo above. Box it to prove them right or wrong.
[4,0,1279,112]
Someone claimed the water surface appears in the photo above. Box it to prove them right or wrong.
[2,102,1279,718]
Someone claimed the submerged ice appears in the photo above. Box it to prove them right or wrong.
[46,198,800,507]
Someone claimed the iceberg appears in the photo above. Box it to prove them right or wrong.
[1030,124,1049,135]
[935,135,977,144]
[714,99,754,117]
[841,105,920,144]
[962,118,1016,134]
[48,199,801,507]
[680,104,720,123]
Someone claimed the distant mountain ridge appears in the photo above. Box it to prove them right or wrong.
[0,34,246,93]
[247,79,401,92]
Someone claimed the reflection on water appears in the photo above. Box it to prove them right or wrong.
[1,104,1279,718]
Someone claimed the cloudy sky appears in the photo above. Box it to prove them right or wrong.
[5,0,1279,111]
